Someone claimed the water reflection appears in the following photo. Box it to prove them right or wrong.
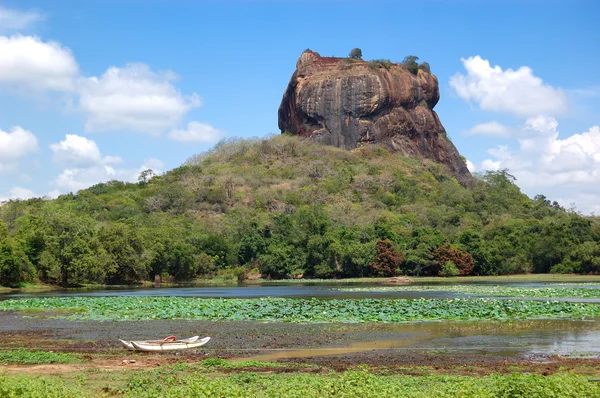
[234,320,600,362]
[2,281,600,301]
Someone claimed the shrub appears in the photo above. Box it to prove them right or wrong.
[349,48,363,59]
[440,261,460,277]
[369,59,392,70]
[370,239,405,277]
[418,61,431,73]
[402,55,419,75]
[233,266,247,283]
[433,243,474,276]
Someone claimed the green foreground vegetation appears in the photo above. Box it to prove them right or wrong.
[336,283,600,298]
[1,296,597,322]
[0,349,80,365]
[2,135,600,288]
[0,366,598,398]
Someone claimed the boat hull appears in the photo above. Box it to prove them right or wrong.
[129,336,210,352]
[119,336,204,351]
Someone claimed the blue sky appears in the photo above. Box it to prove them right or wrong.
[0,0,599,212]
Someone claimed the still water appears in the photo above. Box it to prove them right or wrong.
[2,281,600,301]
[2,282,599,359]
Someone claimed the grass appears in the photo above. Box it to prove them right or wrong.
[0,349,81,364]
[0,282,57,293]
[0,367,598,397]
[410,274,600,283]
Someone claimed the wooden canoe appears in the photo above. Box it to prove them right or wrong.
[119,335,205,351]
[130,336,210,352]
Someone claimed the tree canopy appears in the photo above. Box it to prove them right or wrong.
[1,135,598,286]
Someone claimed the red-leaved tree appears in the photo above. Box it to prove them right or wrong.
[433,243,474,276]
[370,239,405,277]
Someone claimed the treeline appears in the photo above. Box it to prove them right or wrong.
[1,135,600,287]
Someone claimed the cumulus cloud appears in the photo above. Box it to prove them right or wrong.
[0,36,217,137]
[50,134,122,168]
[465,159,476,173]
[168,121,225,142]
[0,126,38,172]
[0,35,78,92]
[0,126,38,159]
[0,6,43,32]
[48,135,163,193]
[0,186,36,202]
[464,121,510,137]
[474,117,600,213]
[79,63,201,134]
[7,186,35,199]
[52,157,165,194]
[450,56,567,117]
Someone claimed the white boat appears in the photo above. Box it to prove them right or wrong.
[119,336,209,351]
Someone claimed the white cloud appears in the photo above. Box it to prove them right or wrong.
[54,166,119,192]
[476,117,600,213]
[50,134,122,168]
[481,159,501,171]
[49,136,162,193]
[0,186,36,202]
[139,158,165,172]
[8,186,34,199]
[168,121,225,142]
[464,121,510,137]
[79,63,201,134]
[0,127,38,172]
[450,56,567,117]
[0,6,43,32]
[0,36,205,137]
[52,158,165,194]
[465,159,476,173]
[0,35,78,92]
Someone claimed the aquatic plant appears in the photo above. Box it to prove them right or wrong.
[0,296,597,323]
[334,284,600,299]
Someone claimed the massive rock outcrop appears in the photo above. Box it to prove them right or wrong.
[278,50,471,183]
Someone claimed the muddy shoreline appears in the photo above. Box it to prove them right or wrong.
[2,312,600,376]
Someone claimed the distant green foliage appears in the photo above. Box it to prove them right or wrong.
[0,349,80,364]
[418,61,431,73]
[349,48,362,59]
[0,135,598,286]
[0,219,8,242]
[440,261,460,277]
[369,59,392,69]
[403,55,419,75]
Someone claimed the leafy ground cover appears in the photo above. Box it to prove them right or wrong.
[0,367,598,397]
[408,275,600,283]
[0,296,598,322]
[0,349,80,364]
[335,284,600,298]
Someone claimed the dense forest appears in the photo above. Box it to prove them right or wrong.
[1,135,600,287]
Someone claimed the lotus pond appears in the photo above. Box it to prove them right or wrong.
[0,296,598,322]
[333,284,600,299]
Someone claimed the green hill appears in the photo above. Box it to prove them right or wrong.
[1,135,599,287]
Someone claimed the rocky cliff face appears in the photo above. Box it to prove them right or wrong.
[278,50,471,183]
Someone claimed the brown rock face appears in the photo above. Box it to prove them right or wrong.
[278,50,471,183]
